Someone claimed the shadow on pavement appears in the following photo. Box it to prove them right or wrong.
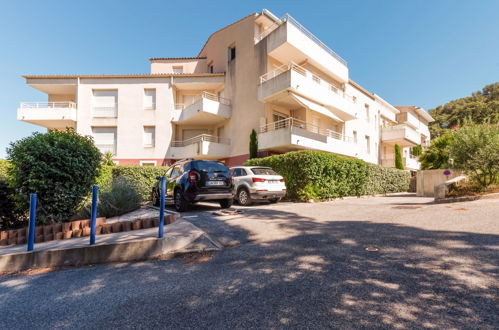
[0,206,497,329]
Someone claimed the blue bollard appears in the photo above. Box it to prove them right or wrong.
[158,176,166,238]
[90,185,98,245]
[27,193,37,252]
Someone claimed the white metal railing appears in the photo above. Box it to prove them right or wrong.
[92,104,118,117]
[20,101,77,109]
[254,14,347,65]
[259,117,352,143]
[95,144,116,155]
[171,134,231,147]
[174,92,230,110]
[260,62,344,97]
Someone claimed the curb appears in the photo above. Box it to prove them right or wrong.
[0,220,221,273]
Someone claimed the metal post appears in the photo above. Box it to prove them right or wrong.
[27,193,37,252]
[90,185,98,245]
[158,176,166,238]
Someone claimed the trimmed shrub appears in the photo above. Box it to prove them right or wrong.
[245,150,410,201]
[362,163,411,195]
[98,177,141,218]
[394,144,404,170]
[249,129,258,159]
[97,165,114,187]
[111,166,168,201]
[6,130,101,223]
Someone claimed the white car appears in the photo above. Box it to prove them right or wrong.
[230,166,286,206]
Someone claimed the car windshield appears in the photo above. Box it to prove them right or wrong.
[251,167,277,175]
[192,161,228,172]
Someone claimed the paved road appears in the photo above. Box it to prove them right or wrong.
[1,194,498,329]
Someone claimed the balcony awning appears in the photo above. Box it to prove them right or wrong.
[289,93,344,122]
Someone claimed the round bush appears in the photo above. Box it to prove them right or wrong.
[7,129,102,223]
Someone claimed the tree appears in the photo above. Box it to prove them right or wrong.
[394,144,404,170]
[447,122,499,188]
[419,133,453,170]
[7,129,102,223]
[102,151,115,166]
[410,145,423,157]
[428,82,499,138]
[249,129,258,159]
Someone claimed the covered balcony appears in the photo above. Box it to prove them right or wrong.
[258,63,355,121]
[258,117,356,158]
[381,124,421,147]
[256,14,348,83]
[17,102,77,129]
[172,92,231,125]
[166,134,230,160]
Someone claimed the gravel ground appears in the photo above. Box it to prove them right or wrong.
[0,194,497,329]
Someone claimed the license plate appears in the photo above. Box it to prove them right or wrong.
[268,180,279,184]
[206,181,225,186]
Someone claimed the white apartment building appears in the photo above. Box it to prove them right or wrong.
[17,9,433,169]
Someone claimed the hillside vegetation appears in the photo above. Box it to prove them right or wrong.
[429,82,499,137]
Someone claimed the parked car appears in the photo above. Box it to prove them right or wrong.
[152,159,233,212]
[230,166,286,206]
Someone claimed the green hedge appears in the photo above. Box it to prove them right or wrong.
[111,166,168,201]
[0,159,10,179]
[244,151,410,201]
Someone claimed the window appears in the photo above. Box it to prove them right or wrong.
[352,96,357,103]
[207,62,214,73]
[233,168,246,177]
[92,127,117,155]
[365,135,370,154]
[172,66,183,74]
[144,89,156,110]
[365,104,370,123]
[251,168,277,175]
[140,160,157,166]
[374,114,377,126]
[353,131,358,144]
[228,45,236,62]
[92,90,117,117]
[143,126,155,147]
[171,165,182,178]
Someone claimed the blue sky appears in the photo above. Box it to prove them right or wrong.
[1,0,498,158]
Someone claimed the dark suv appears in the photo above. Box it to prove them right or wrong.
[152,159,233,212]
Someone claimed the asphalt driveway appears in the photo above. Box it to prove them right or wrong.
[1,194,498,329]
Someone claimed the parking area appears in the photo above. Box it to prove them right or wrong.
[1,193,498,329]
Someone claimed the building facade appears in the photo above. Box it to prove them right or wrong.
[17,9,433,169]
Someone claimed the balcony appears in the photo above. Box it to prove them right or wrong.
[381,124,421,147]
[381,154,420,170]
[17,102,77,129]
[256,14,348,83]
[258,117,357,157]
[258,63,355,121]
[172,92,231,125]
[166,134,230,160]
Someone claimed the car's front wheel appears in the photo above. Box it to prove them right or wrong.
[219,198,233,209]
[237,188,252,206]
[174,189,189,212]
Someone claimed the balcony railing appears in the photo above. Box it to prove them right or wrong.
[174,92,230,110]
[260,117,352,142]
[20,101,76,109]
[255,14,347,66]
[260,62,343,96]
[170,134,230,147]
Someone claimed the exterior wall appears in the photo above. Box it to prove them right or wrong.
[417,169,463,197]
[150,58,207,74]
[19,11,433,169]
[76,78,173,162]
[199,14,266,160]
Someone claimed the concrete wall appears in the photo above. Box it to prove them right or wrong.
[150,58,207,74]
[416,169,463,197]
